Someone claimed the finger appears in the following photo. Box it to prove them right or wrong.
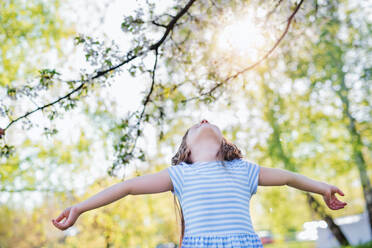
[55,212,65,222]
[336,204,346,209]
[329,204,337,210]
[53,219,63,230]
[332,205,342,210]
[340,202,347,207]
[334,201,345,208]
[336,188,344,196]
[332,201,346,209]
[330,195,337,205]
[56,221,69,230]
[331,203,343,210]
[329,199,340,207]
[335,199,347,205]
[59,221,67,229]
[334,197,347,204]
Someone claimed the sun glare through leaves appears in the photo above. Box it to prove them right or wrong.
[213,7,275,70]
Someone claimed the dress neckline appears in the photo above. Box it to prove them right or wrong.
[182,158,241,167]
[194,160,222,164]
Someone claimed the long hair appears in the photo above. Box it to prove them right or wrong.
[170,127,243,247]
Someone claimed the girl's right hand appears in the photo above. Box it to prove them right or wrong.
[52,206,81,230]
[322,184,347,210]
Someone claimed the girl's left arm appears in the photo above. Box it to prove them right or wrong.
[259,166,347,210]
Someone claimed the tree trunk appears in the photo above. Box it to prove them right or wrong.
[261,83,351,245]
[333,77,372,239]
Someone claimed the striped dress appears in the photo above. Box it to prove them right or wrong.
[167,158,263,248]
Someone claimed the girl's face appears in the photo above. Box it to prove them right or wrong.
[186,119,223,148]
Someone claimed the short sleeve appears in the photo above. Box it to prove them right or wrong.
[167,165,184,201]
[245,161,260,195]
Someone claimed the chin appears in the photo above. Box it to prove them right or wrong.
[198,124,222,139]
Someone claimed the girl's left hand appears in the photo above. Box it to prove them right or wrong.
[322,184,347,210]
[52,206,81,230]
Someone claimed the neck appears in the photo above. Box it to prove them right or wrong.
[190,148,222,163]
[189,139,223,163]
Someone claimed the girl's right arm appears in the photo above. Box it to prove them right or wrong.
[258,166,347,210]
[52,168,173,230]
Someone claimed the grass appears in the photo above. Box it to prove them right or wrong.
[263,240,372,248]
[341,240,372,248]
[264,241,316,248]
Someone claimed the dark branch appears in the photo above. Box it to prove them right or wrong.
[151,20,168,28]
[5,82,86,131]
[138,48,159,126]
[149,0,196,50]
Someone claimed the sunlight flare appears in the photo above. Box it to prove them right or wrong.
[216,14,267,62]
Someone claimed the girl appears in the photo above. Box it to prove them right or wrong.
[52,119,347,247]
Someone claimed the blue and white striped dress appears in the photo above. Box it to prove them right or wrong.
[167,158,263,248]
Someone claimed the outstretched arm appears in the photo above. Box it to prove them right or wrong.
[77,168,172,212]
[258,166,347,210]
[52,168,172,230]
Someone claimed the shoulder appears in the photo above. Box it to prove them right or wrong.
[234,158,260,170]
[240,158,259,165]
[227,158,251,167]
[174,161,194,169]
[223,158,244,167]
[167,162,189,174]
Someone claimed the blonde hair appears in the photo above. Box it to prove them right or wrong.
[170,127,243,247]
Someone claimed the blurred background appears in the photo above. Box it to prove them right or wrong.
[0,0,371,247]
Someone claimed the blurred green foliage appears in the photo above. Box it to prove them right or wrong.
[0,0,370,247]
[0,0,75,87]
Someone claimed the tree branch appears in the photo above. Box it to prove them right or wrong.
[1,0,197,134]
[120,48,159,180]
[149,0,196,50]
[264,0,284,25]
[151,20,168,28]
[181,0,305,104]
